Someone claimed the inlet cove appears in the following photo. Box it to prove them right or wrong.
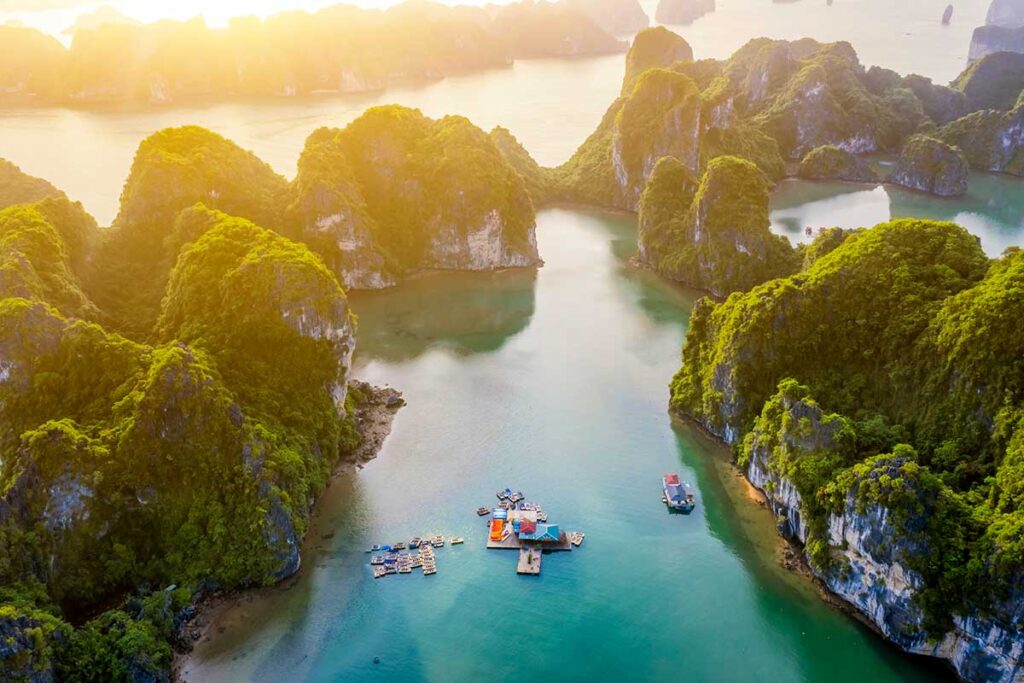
[3,4,1024,683]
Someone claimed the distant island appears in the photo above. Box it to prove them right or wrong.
[0,0,647,107]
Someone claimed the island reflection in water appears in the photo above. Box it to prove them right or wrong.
[771,172,1024,257]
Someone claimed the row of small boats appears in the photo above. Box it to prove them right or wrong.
[372,543,443,578]
[368,535,462,553]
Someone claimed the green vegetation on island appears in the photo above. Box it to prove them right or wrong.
[797,145,880,183]
[637,155,797,296]
[671,216,1024,645]
[888,135,970,197]
[0,101,541,678]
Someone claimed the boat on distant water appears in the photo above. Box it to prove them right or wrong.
[662,473,696,514]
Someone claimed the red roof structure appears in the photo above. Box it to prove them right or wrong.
[664,473,680,485]
[519,519,537,535]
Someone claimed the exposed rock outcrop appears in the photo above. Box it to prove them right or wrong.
[970,0,1024,61]
[298,106,540,281]
[939,105,1024,176]
[796,145,879,182]
[889,135,969,197]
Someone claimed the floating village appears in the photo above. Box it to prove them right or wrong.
[366,488,586,578]
[367,479,696,579]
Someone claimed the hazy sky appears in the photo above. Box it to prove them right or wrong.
[0,0,425,35]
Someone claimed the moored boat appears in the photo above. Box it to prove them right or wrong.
[662,473,696,514]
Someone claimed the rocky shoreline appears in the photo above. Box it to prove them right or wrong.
[170,381,403,682]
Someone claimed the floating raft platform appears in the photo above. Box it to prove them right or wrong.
[517,547,542,575]
[486,531,573,552]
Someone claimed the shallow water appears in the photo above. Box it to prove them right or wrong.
[180,209,953,682]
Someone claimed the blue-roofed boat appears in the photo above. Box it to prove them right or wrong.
[663,473,696,514]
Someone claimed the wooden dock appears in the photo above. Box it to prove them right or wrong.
[517,547,542,575]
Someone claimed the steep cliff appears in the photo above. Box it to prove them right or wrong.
[0,170,363,678]
[556,33,947,211]
[939,105,1024,176]
[637,155,797,296]
[970,0,1024,61]
[889,135,969,197]
[672,220,1024,681]
[292,106,540,283]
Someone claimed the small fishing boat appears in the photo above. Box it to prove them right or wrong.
[370,555,384,565]
[431,535,445,547]
[662,473,697,514]
[373,566,387,579]
[477,507,491,516]
[536,512,548,522]
[450,537,464,545]
[393,542,406,550]
[423,566,436,575]
[385,565,398,575]
[369,544,382,552]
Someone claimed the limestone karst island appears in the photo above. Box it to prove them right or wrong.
[3,0,1024,682]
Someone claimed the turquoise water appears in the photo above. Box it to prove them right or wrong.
[180,209,952,682]
[771,171,1024,256]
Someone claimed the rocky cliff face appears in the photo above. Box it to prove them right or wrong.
[292,107,540,285]
[940,105,1024,176]
[889,135,969,197]
[610,69,704,210]
[970,0,1024,61]
[740,390,1024,683]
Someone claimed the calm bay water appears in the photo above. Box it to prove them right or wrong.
[771,171,1024,256]
[2,1,1021,679]
[181,209,951,682]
